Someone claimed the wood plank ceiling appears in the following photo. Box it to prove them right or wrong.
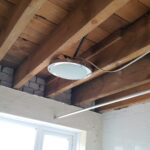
[0,0,149,112]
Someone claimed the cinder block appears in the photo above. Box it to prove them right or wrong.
[36,77,45,85]
[23,87,34,94]
[29,82,39,90]
[24,81,29,87]
[79,101,95,108]
[2,67,14,75]
[51,92,71,104]
[0,72,13,82]
[39,84,45,92]
[0,81,12,88]
[34,90,44,96]
[30,76,36,82]
[0,72,6,80]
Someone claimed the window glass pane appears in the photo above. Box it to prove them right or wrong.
[42,134,70,150]
[0,119,36,150]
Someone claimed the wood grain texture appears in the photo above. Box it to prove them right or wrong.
[96,83,150,112]
[46,30,122,97]
[20,16,56,44]
[100,14,128,33]
[14,0,129,88]
[139,0,150,7]
[7,0,19,5]
[0,0,47,60]
[116,0,149,22]
[37,1,68,24]
[72,56,150,105]
[48,0,77,11]
[1,38,39,67]
[0,0,14,18]
[87,27,109,43]
[47,13,150,97]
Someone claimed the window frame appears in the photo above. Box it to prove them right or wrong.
[0,113,82,150]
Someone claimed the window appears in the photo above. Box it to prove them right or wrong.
[42,134,69,150]
[0,119,36,150]
[0,113,82,150]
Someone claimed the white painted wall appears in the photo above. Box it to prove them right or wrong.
[1,86,150,150]
[102,101,150,150]
[0,86,102,150]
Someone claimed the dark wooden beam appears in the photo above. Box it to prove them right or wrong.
[95,83,150,112]
[46,30,122,97]
[13,0,129,88]
[0,0,46,60]
[72,55,150,105]
[47,13,150,97]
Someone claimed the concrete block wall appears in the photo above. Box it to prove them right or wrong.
[0,65,46,97]
[49,90,72,104]
[0,65,14,88]
[0,64,71,104]
[20,76,46,96]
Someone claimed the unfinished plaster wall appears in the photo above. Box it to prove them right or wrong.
[0,64,71,103]
[102,101,150,150]
[0,86,102,150]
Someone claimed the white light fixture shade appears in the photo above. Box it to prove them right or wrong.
[48,61,92,80]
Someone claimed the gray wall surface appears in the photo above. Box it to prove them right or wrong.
[0,86,102,150]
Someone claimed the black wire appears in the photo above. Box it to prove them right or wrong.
[73,35,87,58]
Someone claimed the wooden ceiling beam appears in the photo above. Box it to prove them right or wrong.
[80,30,122,60]
[99,94,150,112]
[46,30,122,97]
[0,0,46,60]
[72,55,150,105]
[96,83,150,113]
[47,13,150,97]
[13,0,129,88]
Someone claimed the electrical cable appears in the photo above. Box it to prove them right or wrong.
[84,51,150,73]
[73,35,87,58]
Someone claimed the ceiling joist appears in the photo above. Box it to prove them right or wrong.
[97,83,150,112]
[0,0,46,60]
[47,13,150,97]
[46,30,122,97]
[72,55,150,105]
[13,0,129,89]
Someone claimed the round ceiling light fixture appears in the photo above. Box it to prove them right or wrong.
[48,36,92,80]
[48,59,92,80]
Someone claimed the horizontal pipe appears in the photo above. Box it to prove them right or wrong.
[55,90,150,119]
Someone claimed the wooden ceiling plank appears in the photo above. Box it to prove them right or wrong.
[48,0,77,11]
[47,13,150,97]
[20,15,56,44]
[100,14,128,33]
[116,0,149,22]
[36,1,68,24]
[139,0,150,7]
[14,0,129,89]
[87,27,110,43]
[0,0,14,20]
[72,55,150,105]
[97,83,150,113]
[99,95,150,113]
[46,30,122,97]
[7,0,19,5]
[0,0,47,61]
[81,30,122,60]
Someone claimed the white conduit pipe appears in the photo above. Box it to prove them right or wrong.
[55,90,150,119]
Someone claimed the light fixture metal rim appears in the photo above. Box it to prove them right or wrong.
[47,60,92,80]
